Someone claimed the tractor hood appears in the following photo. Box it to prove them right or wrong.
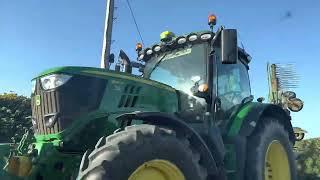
[33,66,174,92]
[31,66,179,136]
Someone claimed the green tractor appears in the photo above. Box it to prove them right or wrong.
[2,15,298,180]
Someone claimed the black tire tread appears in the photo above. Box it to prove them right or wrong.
[245,117,297,180]
[78,124,207,180]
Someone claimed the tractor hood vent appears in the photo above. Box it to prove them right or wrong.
[118,84,141,108]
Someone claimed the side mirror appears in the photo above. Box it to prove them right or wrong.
[221,29,238,64]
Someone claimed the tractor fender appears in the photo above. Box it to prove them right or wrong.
[116,111,218,175]
[236,102,295,143]
[224,102,295,180]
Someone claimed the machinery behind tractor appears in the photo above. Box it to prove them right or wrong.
[1,15,302,180]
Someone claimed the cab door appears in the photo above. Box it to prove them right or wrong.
[213,54,251,125]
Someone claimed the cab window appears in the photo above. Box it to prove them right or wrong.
[217,60,251,114]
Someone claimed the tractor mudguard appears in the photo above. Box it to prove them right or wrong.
[233,102,295,143]
[116,111,219,175]
[223,102,296,180]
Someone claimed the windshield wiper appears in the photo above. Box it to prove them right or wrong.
[148,52,169,76]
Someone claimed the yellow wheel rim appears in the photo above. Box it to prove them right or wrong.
[128,159,185,180]
[265,140,291,180]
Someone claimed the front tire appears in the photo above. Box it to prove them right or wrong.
[245,117,297,180]
[77,124,207,180]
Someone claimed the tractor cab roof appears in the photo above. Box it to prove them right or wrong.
[136,30,214,62]
[136,30,251,65]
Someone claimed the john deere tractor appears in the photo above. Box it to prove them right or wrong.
[2,15,298,180]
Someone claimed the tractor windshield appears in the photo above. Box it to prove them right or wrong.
[144,43,207,94]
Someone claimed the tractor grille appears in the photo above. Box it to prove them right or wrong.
[31,75,107,135]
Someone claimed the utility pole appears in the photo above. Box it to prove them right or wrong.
[100,0,114,69]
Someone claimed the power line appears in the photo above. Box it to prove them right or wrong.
[125,0,145,45]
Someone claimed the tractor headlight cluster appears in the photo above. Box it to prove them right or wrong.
[138,45,163,61]
[138,31,215,61]
[40,74,72,90]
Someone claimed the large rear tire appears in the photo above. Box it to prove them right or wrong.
[245,117,297,180]
[77,124,207,180]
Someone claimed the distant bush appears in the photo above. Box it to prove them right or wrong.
[296,138,320,179]
[0,93,32,143]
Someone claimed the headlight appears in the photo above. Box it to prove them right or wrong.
[188,34,198,42]
[31,80,36,93]
[138,53,144,61]
[177,37,187,44]
[200,33,212,41]
[146,49,153,55]
[153,45,161,52]
[40,74,72,90]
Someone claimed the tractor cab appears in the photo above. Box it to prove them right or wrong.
[129,15,253,126]
[142,31,210,96]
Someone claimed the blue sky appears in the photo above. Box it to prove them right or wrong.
[0,0,319,138]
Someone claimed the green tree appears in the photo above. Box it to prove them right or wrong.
[296,138,320,179]
[0,93,32,143]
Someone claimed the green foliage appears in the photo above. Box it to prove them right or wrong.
[0,93,32,143]
[295,138,320,180]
